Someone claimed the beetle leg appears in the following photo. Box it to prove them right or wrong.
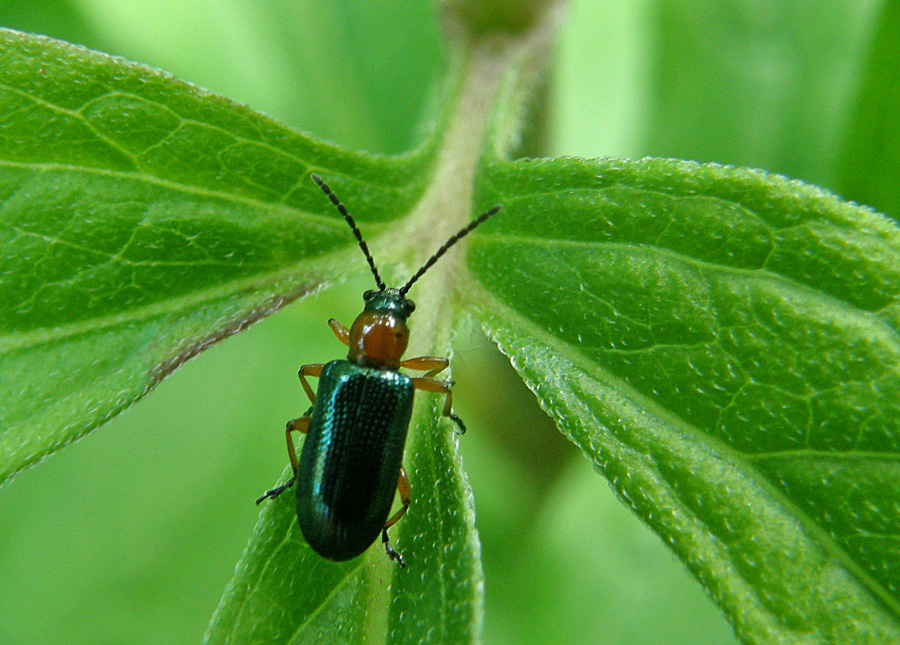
[382,530,405,567]
[383,466,411,530]
[298,363,323,404]
[256,407,312,504]
[327,318,350,346]
[257,363,322,503]
[258,364,322,506]
[285,416,310,472]
[255,474,296,504]
[255,415,310,504]
[382,466,410,567]
[411,377,466,434]
[400,355,449,378]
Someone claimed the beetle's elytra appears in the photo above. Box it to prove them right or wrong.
[256,174,501,566]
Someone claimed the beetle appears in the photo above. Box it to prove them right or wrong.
[256,174,501,567]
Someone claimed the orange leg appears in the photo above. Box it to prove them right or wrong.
[298,363,323,404]
[256,364,323,504]
[384,466,411,530]
[411,376,466,434]
[382,466,410,566]
[255,415,310,504]
[284,416,309,472]
[328,318,350,346]
[400,355,449,378]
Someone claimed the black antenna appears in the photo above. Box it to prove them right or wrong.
[311,174,387,291]
[399,205,501,296]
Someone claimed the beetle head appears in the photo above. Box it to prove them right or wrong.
[362,288,415,319]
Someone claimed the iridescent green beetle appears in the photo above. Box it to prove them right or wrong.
[257,174,500,566]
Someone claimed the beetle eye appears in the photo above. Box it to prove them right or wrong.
[363,289,375,300]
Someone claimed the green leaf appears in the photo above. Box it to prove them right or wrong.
[204,471,379,643]
[464,154,900,642]
[0,28,435,484]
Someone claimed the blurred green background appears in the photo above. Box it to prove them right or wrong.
[0,0,885,642]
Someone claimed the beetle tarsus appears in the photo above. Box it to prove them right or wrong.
[256,474,297,505]
[382,528,406,567]
[449,412,466,435]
